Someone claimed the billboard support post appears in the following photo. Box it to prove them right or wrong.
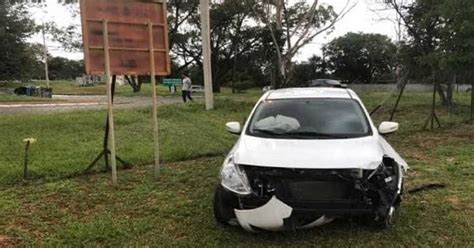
[102,19,118,184]
[200,0,214,110]
[148,21,161,176]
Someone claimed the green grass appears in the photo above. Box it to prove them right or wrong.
[0,91,473,246]
[0,126,472,246]
[0,99,253,186]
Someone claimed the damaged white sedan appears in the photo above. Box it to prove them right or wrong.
[213,87,408,232]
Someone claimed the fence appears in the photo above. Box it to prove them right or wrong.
[349,83,472,93]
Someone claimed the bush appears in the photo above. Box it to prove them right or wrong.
[234,80,255,93]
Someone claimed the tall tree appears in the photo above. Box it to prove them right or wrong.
[172,0,272,92]
[324,32,397,84]
[437,0,474,120]
[47,57,84,80]
[290,55,326,86]
[0,3,38,80]
[382,0,454,105]
[246,0,355,87]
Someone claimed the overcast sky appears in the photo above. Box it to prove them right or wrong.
[27,0,400,62]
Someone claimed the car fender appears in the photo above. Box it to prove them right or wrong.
[378,136,408,172]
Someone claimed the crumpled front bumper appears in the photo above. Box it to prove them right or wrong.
[234,196,334,232]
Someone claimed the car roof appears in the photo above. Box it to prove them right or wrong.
[265,87,357,100]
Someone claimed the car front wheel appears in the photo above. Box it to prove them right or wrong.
[213,185,238,225]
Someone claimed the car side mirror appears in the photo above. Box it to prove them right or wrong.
[378,121,399,135]
[226,122,241,135]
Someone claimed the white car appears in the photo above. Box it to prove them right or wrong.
[214,87,408,232]
[190,85,204,93]
[262,86,273,92]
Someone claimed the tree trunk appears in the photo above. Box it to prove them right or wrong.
[447,73,455,107]
[436,83,448,106]
[471,81,473,122]
[275,55,284,88]
[231,56,236,94]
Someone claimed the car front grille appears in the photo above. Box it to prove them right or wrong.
[241,165,360,199]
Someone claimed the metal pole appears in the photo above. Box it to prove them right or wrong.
[103,19,118,184]
[148,21,161,177]
[200,0,214,110]
[42,22,50,88]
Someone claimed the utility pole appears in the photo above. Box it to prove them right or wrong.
[200,0,214,110]
[42,22,50,89]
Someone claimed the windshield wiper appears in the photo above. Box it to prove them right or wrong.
[283,131,350,139]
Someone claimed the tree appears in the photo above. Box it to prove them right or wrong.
[245,0,355,87]
[290,55,326,86]
[437,0,474,121]
[171,0,272,92]
[324,32,397,84]
[382,0,452,105]
[0,3,38,81]
[47,57,84,80]
[381,0,474,124]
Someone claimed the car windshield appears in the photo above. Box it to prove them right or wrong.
[247,98,371,139]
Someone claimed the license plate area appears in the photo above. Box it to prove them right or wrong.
[284,181,351,201]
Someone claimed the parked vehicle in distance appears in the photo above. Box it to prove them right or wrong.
[308,78,345,88]
[262,86,273,92]
[190,85,204,93]
[213,87,408,232]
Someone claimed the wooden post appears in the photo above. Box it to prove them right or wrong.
[103,19,118,184]
[200,0,214,110]
[148,21,161,176]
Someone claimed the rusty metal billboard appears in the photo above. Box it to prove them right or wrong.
[80,0,170,75]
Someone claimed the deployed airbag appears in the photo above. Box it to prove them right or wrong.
[254,115,300,133]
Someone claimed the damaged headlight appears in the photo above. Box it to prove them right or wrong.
[220,156,251,195]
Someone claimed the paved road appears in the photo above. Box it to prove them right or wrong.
[0,95,192,114]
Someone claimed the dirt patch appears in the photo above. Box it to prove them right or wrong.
[419,127,474,148]
[0,235,19,247]
[446,196,463,207]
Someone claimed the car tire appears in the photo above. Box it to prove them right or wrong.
[213,185,237,225]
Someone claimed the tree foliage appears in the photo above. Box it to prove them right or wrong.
[324,32,397,84]
[247,0,351,87]
[48,57,84,80]
[383,0,474,105]
[169,0,275,91]
[0,3,38,80]
[290,55,326,86]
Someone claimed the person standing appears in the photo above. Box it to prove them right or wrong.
[181,74,193,102]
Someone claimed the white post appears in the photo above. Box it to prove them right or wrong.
[103,19,118,184]
[200,0,214,110]
[42,22,50,89]
[148,21,161,176]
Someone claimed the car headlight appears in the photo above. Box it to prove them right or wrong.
[220,156,251,195]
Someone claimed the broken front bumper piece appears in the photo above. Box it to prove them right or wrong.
[234,196,334,232]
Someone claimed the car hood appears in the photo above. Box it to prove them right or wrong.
[233,135,387,170]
